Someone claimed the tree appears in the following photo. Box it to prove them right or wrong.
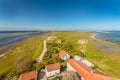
[62,43,73,52]
[6,70,19,80]
[36,62,44,71]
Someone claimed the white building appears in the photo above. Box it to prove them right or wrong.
[81,59,94,67]
[57,39,62,44]
[59,50,70,60]
[45,63,60,77]
[67,59,92,80]
[47,36,56,41]
[74,55,84,61]
[67,59,115,80]
[74,55,94,67]
[67,62,76,71]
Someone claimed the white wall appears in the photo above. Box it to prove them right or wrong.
[46,69,60,77]
[67,63,84,80]
[81,59,94,67]
[74,55,83,61]
[67,63,76,72]
[63,54,70,60]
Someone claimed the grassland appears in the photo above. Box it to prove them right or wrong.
[0,31,120,79]
[85,37,120,78]
[43,31,120,78]
[0,33,50,79]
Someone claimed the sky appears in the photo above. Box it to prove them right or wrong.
[0,0,120,30]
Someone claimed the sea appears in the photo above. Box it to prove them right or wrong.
[95,31,120,44]
[0,31,46,47]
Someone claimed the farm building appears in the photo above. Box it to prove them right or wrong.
[59,50,70,60]
[45,63,60,77]
[67,59,116,80]
[19,70,37,80]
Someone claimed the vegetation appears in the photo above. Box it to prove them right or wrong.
[0,31,120,79]
[85,40,120,78]
[0,34,47,80]
[41,33,86,69]
[42,41,61,67]
[41,31,120,78]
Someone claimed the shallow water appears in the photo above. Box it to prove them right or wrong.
[95,31,120,44]
[89,38,120,54]
[0,31,45,47]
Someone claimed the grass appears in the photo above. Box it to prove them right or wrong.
[0,33,49,79]
[32,39,43,60]
[46,31,120,78]
[85,40,120,78]
[0,31,120,79]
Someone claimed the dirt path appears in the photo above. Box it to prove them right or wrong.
[36,39,47,62]
[36,36,56,62]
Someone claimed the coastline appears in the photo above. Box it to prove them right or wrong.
[0,31,48,57]
[90,33,96,39]
[0,43,20,57]
[90,33,120,47]
[0,31,120,79]
[88,32,120,78]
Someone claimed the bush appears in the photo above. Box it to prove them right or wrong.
[62,43,73,52]
[36,62,45,71]
[6,70,19,80]
[0,72,6,80]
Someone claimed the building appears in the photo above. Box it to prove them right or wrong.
[77,39,88,44]
[59,50,70,60]
[74,55,84,61]
[47,36,56,41]
[57,39,62,44]
[81,59,94,67]
[67,59,116,80]
[74,55,94,67]
[46,63,60,77]
[19,70,37,80]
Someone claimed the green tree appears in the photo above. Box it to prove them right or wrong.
[36,62,44,71]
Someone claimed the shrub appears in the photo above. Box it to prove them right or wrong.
[36,62,45,71]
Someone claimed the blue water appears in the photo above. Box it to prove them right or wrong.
[95,31,120,44]
[0,31,46,47]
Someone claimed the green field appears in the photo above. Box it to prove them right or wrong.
[0,33,48,79]
[0,31,120,79]
[44,31,120,78]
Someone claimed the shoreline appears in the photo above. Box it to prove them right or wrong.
[90,33,120,47]
[0,43,19,57]
[0,32,49,57]
[90,33,96,39]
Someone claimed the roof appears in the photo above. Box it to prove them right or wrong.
[67,59,116,80]
[19,70,37,80]
[68,59,92,72]
[94,71,108,76]
[59,50,66,58]
[81,59,94,67]
[46,63,60,72]
[58,39,62,43]
[74,55,84,60]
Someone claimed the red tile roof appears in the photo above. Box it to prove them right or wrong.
[67,59,116,80]
[75,60,92,72]
[46,63,60,72]
[59,50,66,58]
[58,39,62,43]
[94,71,108,76]
[19,70,37,80]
